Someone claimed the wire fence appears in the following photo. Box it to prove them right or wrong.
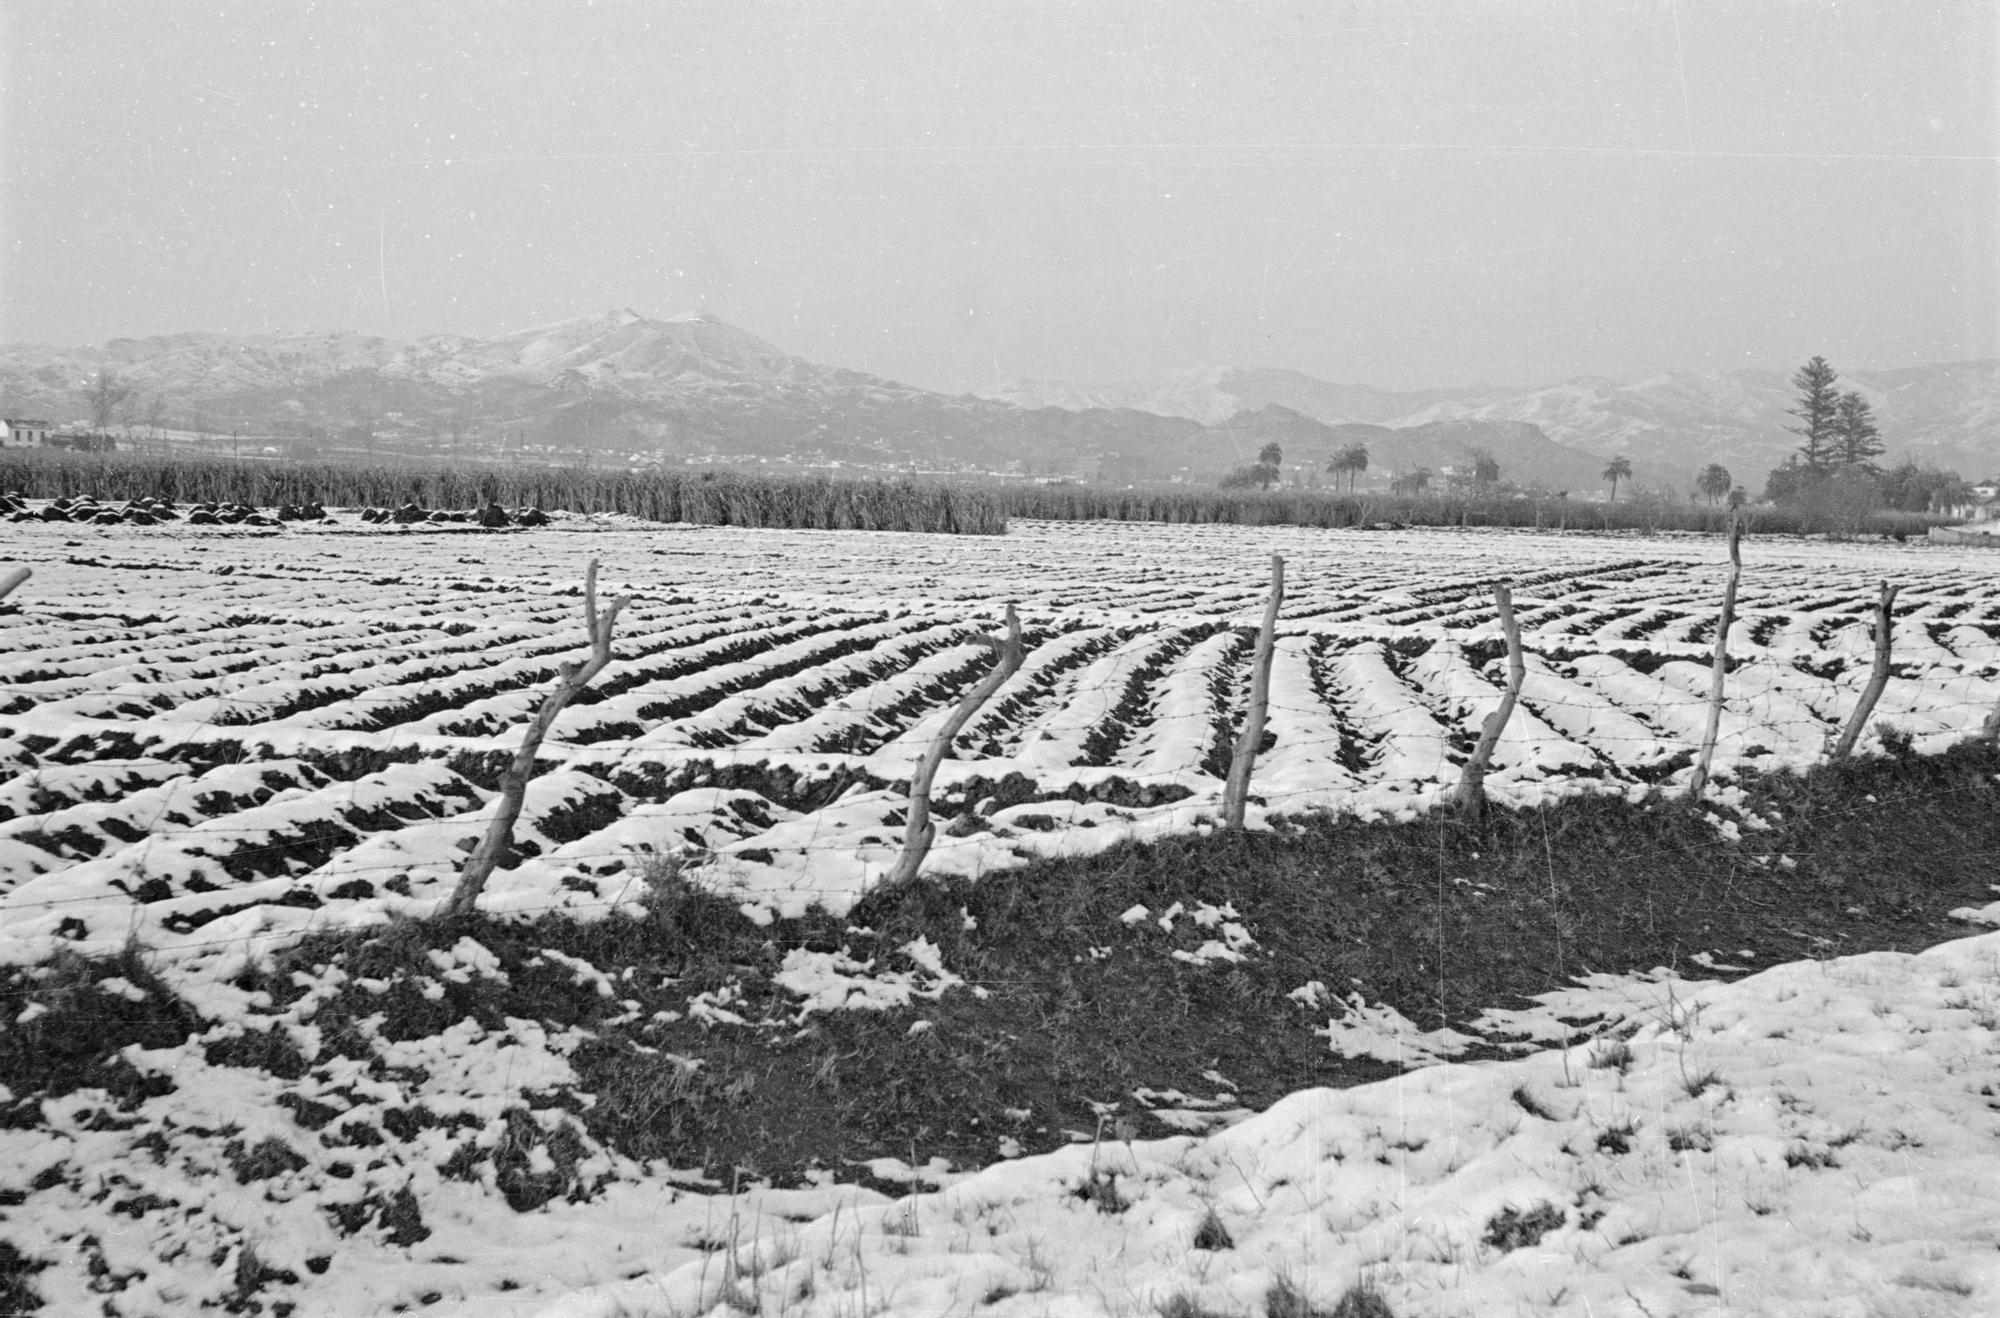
[3,525,2000,968]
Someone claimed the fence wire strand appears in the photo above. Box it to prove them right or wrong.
[4,526,2000,966]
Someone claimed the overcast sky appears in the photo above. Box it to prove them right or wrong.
[3,1,1994,392]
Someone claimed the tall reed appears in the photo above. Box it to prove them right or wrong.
[993,483,1954,538]
[0,452,1010,535]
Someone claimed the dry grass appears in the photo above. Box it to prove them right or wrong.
[0,451,1009,534]
[996,482,1955,537]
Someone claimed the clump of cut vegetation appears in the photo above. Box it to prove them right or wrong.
[1589,1040,1636,1073]
[1262,1276,1399,1318]
[1483,1200,1566,1252]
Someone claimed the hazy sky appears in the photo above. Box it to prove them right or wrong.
[4,1,1994,392]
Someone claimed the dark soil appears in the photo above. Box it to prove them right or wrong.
[5,741,1997,1197]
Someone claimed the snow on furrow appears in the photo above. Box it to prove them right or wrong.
[1007,629,1190,775]
[1529,604,1632,641]
[945,623,1227,782]
[493,790,802,911]
[297,770,639,913]
[0,759,193,822]
[1884,615,1965,668]
[578,617,955,750]
[161,645,586,731]
[700,790,908,917]
[0,761,488,947]
[1516,655,1683,769]
[0,622,436,694]
[1836,669,2000,752]
[1319,642,1457,788]
[1649,657,1840,760]
[0,760,330,870]
[863,627,1117,769]
[1562,655,1772,765]
[140,616,649,729]
[1810,612,1877,656]
[0,636,182,681]
[1764,610,1833,656]
[1123,630,1244,781]
[1732,656,1996,755]
[1404,642,1600,778]
[959,625,1128,755]
[383,615,850,740]
[1255,634,1364,807]
[736,641,997,756]
[1600,607,1692,648]
[1944,624,2000,665]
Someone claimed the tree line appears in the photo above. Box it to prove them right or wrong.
[1213,356,1984,522]
[1763,356,1977,515]
[1222,440,1496,496]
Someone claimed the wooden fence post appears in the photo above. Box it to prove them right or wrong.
[1455,583,1522,823]
[442,559,629,919]
[1222,554,1284,829]
[885,605,1025,888]
[1831,582,1902,761]
[1686,514,1743,804]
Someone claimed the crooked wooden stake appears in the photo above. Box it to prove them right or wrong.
[1686,514,1744,804]
[0,566,29,600]
[1831,581,1903,761]
[1455,582,1522,824]
[885,604,1025,889]
[443,559,629,919]
[1222,554,1285,830]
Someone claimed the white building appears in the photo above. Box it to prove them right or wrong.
[0,419,53,447]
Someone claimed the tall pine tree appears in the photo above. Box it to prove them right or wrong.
[1833,390,1884,470]
[1788,356,1840,470]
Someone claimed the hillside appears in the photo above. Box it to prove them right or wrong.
[27,311,1982,494]
[990,361,2000,489]
[0,312,1612,489]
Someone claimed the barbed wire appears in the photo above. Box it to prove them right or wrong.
[4,543,1999,965]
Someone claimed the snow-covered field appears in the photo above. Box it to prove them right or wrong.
[484,929,2000,1318]
[3,513,2000,1315]
[4,911,1997,1317]
[4,514,1998,969]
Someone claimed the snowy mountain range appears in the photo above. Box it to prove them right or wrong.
[987,360,2000,485]
[4,309,1993,488]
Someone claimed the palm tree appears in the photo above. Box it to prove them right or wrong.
[1603,456,1633,501]
[1326,442,1369,493]
[1469,448,1501,488]
[1696,462,1732,505]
